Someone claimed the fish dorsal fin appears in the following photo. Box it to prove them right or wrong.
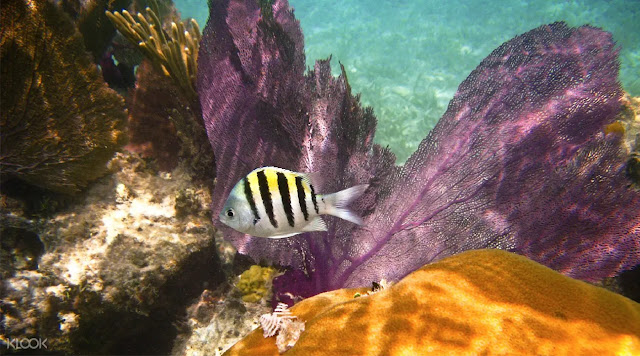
[254,166,296,176]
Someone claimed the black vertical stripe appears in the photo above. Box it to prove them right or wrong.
[277,173,295,227]
[243,178,260,222]
[257,170,278,228]
[310,184,319,214]
[295,176,309,221]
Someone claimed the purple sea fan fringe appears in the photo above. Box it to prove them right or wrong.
[198,0,640,303]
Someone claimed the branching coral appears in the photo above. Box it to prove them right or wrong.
[105,3,200,99]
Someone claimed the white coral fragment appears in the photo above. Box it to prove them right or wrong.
[259,302,305,353]
[259,312,280,338]
[259,302,295,338]
[276,319,305,353]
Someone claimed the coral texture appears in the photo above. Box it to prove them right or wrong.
[1,0,127,194]
[614,94,640,187]
[336,22,638,288]
[128,59,215,179]
[198,0,639,302]
[226,249,640,356]
[237,265,278,303]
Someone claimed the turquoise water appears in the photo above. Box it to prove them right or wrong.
[176,0,640,163]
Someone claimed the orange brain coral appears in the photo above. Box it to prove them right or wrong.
[227,249,640,355]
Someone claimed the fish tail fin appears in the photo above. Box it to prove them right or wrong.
[323,184,369,225]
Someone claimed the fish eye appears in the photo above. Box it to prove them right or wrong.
[226,209,234,218]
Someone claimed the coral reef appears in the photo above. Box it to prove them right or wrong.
[1,0,127,194]
[198,0,639,302]
[0,226,44,278]
[226,249,640,355]
[236,265,278,303]
[98,0,180,93]
[1,152,224,354]
[175,187,204,218]
[332,21,635,286]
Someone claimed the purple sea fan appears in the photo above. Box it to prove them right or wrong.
[343,23,640,287]
[198,0,639,302]
[198,0,395,271]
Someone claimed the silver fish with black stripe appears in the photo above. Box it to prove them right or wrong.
[219,167,369,238]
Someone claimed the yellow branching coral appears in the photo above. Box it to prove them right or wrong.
[236,265,278,303]
[105,3,200,98]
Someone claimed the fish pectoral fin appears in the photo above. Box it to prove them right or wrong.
[301,216,328,232]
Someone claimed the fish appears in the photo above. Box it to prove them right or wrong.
[219,167,369,238]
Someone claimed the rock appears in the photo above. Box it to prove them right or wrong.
[172,287,271,356]
[226,249,640,355]
[1,152,224,354]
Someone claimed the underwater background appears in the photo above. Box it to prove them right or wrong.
[2,0,640,354]
[176,0,640,163]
